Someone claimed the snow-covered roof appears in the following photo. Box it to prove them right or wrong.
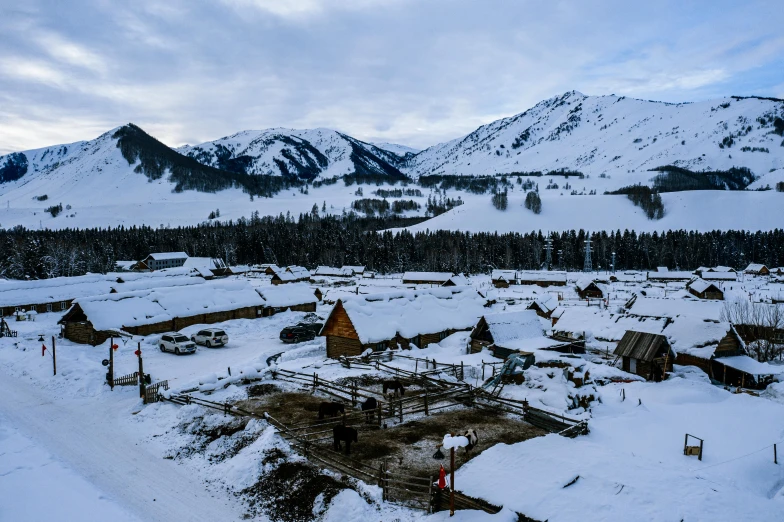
[711,266,736,272]
[69,280,264,331]
[554,308,667,341]
[701,271,737,281]
[285,266,310,279]
[402,271,453,282]
[341,266,365,274]
[481,310,562,351]
[656,266,669,272]
[114,260,136,270]
[314,266,353,277]
[491,269,517,281]
[518,270,567,283]
[182,257,227,271]
[745,263,768,273]
[647,271,693,280]
[575,277,597,292]
[336,286,485,344]
[0,274,115,307]
[627,296,723,321]
[145,252,188,261]
[256,283,317,308]
[663,318,733,359]
[110,275,204,293]
[687,278,720,295]
[611,271,646,282]
[529,293,559,314]
[720,356,783,375]
[446,273,470,286]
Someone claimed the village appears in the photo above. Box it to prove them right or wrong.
[2,251,784,521]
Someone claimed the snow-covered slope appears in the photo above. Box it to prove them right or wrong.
[405,91,784,185]
[371,142,420,157]
[178,128,407,181]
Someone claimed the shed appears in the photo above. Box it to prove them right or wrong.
[614,331,675,381]
[491,269,517,288]
[270,265,310,285]
[517,270,567,287]
[320,287,486,359]
[575,277,603,299]
[443,273,469,287]
[686,278,724,300]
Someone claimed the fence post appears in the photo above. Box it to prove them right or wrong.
[138,343,145,399]
[428,475,434,513]
[775,444,778,464]
[460,361,464,381]
[482,360,485,380]
[351,382,357,407]
[377,402,382,427]
[424,391,429,416]
[51,336,57,376]
[108,336,114,390]
[398,399,403,423]
[415,360,418,373]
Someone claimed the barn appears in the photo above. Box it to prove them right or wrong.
[320,287,486,359]
[686,278,724,300]
[744,263,770,276]
[468,310,565,359]
[255,283,318,316]
[402,272,454,285]
[614,331,675,381]
[575,277,603,299]
[59,280,264,345]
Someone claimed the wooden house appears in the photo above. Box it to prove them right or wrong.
[402,272,454,285]
[686,278,724,300]
[0,273,118,318]
[526,294,559,319]
[517,270,567,287]
[668,320,745,378]
[614,331,675,381]
[647,270,693,282]
[469,310,564,359]
[270,265,310,285]
[255,284,317,317]
[609,271,646,283]
[491,270,517,288]
[314,266,354,278]
[443,273,469,287]
[320,287,486,359]
[744,263,770,276]
[182,257,229,278]
[342,266,365,276]
[575,277,603,299]
[59,281,264,345]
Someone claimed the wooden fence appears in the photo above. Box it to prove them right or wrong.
[114,371,140,387]
[144,380,169,404]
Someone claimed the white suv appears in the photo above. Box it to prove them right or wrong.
[159,333,197,355]
[191,328,229,348]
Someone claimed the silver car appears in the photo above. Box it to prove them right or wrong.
[191,328,229,348]
[159,333,197,355]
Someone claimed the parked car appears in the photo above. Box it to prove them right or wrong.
[279,322,324,343]
[159,333,197,355]
[191,328,229,347]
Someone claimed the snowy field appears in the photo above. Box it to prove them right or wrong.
[1,273,784,521]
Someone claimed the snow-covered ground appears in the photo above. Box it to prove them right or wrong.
[1,273,784,521]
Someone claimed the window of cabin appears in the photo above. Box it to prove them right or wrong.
[46,303,52,312]
[61,302,67,310]
[374,342,385,352]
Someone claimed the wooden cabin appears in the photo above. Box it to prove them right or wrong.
[614,331,675,381]
[672,325,744,377]
[443,274,469,287]
[270,266,310,285]
[744,263,770,276]
[321,288,486,359]
[686,278,724,300]
[526,294,559,319]
[575,278,603,299]
[59,281,265,345]
[468,310,566,359]
[138,252,189,271]
[491,270,517,288]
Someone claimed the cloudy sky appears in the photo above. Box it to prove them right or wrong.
[1,0,783,154]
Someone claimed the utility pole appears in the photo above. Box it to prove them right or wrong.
[557,249,563,271]
[583,236,593,273]
[108,336,115,390]
[611,251,616,274]
[544,236,553,271]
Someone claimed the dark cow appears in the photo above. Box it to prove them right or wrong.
[382,380,405,398]
[464,429,479,453]
[318,401,345,420]
[333,425,358,455]
[360,397,377,422]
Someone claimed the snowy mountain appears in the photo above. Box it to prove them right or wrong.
[405,91,784,186]
[372,142,420,158]
[178,128,407,181]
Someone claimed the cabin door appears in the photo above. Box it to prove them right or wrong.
[629,358,637,374]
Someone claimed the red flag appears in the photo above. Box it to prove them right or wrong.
[41,344,47,357]
[437,465,446,489]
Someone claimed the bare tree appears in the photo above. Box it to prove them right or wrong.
[721,299,784,361]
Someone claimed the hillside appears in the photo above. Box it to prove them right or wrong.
[405,91,784,185]
[178,128,408,181]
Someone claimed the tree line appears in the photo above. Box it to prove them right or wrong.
[1,214,783,280]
